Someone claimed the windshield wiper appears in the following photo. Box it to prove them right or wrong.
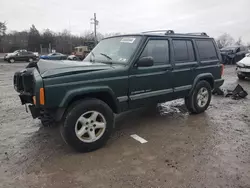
[100,53,112,60]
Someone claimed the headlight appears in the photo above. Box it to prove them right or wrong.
[237,62,245,67]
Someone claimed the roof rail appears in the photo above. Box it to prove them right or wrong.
[142,30,175,35]
[185,32,209,36]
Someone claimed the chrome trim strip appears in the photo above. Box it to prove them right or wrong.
[174,85,192,92]
[117,96,129,102]
[130,88,173,100]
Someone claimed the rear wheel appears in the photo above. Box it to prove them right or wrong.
[185,80,212,114]
[237,73,245,80]
[8,58,15,63]
[184,97,195,113]
[61,98,114,152]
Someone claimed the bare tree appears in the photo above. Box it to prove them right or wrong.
[216,33,235,49]
[28,24,41,51]
[0,22,7,37]
[247,42,250,50]
[0,21,7,52]
[235,37,243,46]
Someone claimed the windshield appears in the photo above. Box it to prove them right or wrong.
[84,36,141,64]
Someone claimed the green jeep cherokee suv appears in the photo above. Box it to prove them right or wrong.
[13,30,224,152]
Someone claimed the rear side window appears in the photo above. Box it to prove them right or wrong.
[173,40,195,62]
[196,40,218,61]
[140,39,169,65]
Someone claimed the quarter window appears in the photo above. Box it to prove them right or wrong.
[140,40,169,65]
[196,40,218,61]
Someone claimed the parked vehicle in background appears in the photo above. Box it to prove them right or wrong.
[67,55,81,61]
[220,45,248,64]
[40,52,67,60]
[5,51,38,63]
[73,46,90,60]
[4,49,27,61]
[236,53,250,80]
[13,30,224,152]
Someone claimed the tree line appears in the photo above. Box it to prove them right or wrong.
[0,21,249,54]
[0,23,104,54]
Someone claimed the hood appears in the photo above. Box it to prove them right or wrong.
[37,59,117,78]
[239,56,250,66]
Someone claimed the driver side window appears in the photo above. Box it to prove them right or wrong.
[140,39,169,65]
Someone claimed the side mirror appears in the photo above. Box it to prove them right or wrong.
[136,56,154,67]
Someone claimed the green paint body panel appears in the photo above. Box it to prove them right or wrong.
[15,33,224,120]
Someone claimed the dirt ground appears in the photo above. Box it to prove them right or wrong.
[0,62,249,188]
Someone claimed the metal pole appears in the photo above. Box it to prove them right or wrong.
[94,13,97,45]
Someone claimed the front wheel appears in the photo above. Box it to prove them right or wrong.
[237,73,245,80]
[61,98,114,152]
[185,80,212,114]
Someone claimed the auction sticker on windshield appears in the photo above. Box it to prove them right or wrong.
[120,37,136,43]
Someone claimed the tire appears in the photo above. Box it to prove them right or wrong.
[184,97,195,113]
[61,98,114,152]
[237,74,245,80]
[28,58,33,63]
[8,58,15,63]
[185,80,212,114]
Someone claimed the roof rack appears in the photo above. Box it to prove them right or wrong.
[185,32,208,36]
[141,30,209,37]
[142,30,175,35]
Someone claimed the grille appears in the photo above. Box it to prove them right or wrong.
[245,65,250,69]
[13,69,34,94]
[13,72,24,92]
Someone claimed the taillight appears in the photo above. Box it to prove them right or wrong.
[221,64,224,76]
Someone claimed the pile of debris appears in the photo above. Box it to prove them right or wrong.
[212,84,248,100]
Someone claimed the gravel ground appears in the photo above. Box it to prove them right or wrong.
[0,62,249,188]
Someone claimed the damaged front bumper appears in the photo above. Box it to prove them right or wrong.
[236,67,250,77]
[28,105,40,119]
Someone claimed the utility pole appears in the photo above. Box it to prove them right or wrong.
[91,13,99,45]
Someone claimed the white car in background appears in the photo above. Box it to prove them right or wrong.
[236,53,250,80]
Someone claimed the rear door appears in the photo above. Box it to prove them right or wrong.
[171,39,197,97]
[129,38,174,108]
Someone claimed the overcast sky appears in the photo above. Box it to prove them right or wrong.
[1,0,250,41]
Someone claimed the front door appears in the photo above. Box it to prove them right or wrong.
[129,38,173,109]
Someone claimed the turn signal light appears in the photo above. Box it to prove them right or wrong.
[39,88,45,105]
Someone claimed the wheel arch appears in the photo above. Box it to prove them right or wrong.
[60,86,119,114]
[189,73,214,95]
